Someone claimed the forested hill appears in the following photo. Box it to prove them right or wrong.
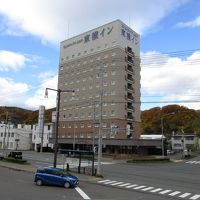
[1,105,200,137]
[141,105,200,137]
[0,106,55,125]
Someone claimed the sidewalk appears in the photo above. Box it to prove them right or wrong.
[0,160,100,182]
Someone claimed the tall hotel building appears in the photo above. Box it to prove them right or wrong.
[57,20,141,154]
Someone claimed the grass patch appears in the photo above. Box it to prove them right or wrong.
[3,157,28,164]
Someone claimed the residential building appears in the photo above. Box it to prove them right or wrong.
[0,123,32,150]
[171,134,199,151]
[32,123,54,151]
[56,20,141,153]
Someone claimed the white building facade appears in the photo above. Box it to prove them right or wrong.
[0,124,32,150]
[171,134,200,151]
[32,123,54,151]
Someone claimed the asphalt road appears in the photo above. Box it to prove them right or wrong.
[9,151,200,199]
[100,155,200,197]
[0,167,174,200]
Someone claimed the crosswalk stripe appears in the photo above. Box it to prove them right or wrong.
[179,193,191,198]
[118,183,131,187]
[186,161,196,163]
[169,191,181,196]
[133,185,146,190]
[159,190,172,194]
[150,188,163,193]
[104,181,117,185]
[190,195,200,200]
[125,184,138,188]
[98,179,198,199]
[110,182,124,186]
[142,187,154,191]
[98,179,110,183]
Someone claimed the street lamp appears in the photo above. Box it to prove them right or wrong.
[45,87,74,167]
[161,112,175,157]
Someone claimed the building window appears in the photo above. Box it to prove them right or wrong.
[81,123,84,128]
[111,90,116,95]
[9,142,13,148]
[103,81,108,86]
[112,52,116,56]
[111,70,116,75]
[111,80,116,85]
[103,102,107,107]
[111,110,115,116]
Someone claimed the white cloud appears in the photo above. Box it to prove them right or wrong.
[0,50,27,71]
[0,0,189,44]
[176,16,200,28]
[0,77,29,107]
[141,51,200,109]
[25,74,58,110]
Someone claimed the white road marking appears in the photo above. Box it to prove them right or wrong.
[190,195,200,200]
[150,188,163,193]
[159,190,171,194]
[75,187,90,200]
[133,185,146,190]
[169,191,181,196]
[98,179,110,183]
[98,179,198,200]
[179,193,191,198]
[118,183,131,187]
[110,182,124,186]
[194,161,200,164]
[126,184,138,188]
[186,161,195,163]
[142,187,154,191]
[104,180,118,185]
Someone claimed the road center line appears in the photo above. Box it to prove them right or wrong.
[75,187,91,200]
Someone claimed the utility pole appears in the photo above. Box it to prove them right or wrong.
[45,88,74,168]
[97,65,104,176]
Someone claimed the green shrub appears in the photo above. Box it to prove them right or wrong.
[127,158,170,163]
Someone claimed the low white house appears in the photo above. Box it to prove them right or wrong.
[32,123,54,151]
[0,123,32,150]
[171,134,199,151]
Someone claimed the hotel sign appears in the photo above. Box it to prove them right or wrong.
[63,21,139,49]
[63,25,114,49]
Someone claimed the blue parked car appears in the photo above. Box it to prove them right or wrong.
[34,167,78,188]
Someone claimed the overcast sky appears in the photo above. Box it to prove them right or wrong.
[0,0,200,110]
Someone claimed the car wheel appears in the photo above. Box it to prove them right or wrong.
[36,179,42,186]
[64,182,70,188]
